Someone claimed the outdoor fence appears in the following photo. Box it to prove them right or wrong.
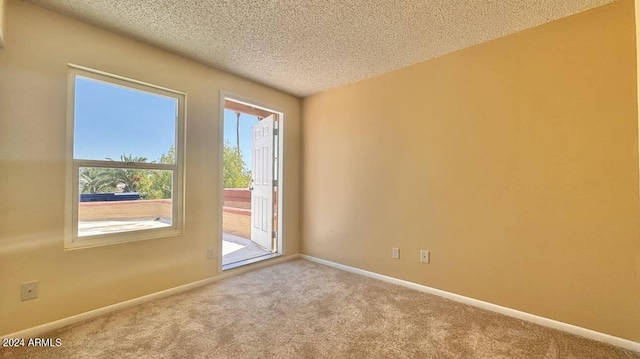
[78,199,172,221]
[77,189,252,221]
[223,188,251,211]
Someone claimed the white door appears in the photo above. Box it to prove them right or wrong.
[251,115,275,250]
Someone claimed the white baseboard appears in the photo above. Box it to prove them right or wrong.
[300,254,640,353]
[2,253,299,339]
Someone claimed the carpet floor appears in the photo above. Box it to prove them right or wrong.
[1,259,638,359]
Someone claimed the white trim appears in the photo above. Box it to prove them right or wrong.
[64,65,186,250]
[217,92,225,269]
[217,91,286,272]
[222,253,281,271]
[74,159,175,170]
[1,254,299,339]
[68,64,186,96]
[299,254,640,353]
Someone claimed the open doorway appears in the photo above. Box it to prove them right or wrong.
[220,96,282,269]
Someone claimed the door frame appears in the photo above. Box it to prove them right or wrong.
[217,91,285,271]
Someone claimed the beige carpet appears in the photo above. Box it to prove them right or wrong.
[1,259,638,359]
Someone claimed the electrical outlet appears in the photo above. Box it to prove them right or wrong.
[420,250,430,264]
[392,247,400,259]
[207,248,215,259]
[21,281,39,301]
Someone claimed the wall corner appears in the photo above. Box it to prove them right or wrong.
[0,0,6,48]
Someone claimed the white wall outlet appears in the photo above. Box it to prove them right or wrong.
[392,247,400,259]
[21,281,39,301]
[420,250,430,263]
[207,248,215,259]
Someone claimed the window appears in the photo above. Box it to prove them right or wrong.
[66,65,185,249]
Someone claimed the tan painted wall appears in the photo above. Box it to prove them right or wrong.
[0,0,300,335]
[302,0,640,342]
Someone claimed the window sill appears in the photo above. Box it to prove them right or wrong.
[64,227,183,250]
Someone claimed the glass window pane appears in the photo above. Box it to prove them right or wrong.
[73,76,177,163]
[78,167,173,237]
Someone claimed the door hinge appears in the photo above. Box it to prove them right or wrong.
[273,179,278,187]
[272,231,277,239]
[273,128,279,136]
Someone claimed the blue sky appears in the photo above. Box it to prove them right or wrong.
[74,76,258,168]
[74,76,177,162]
[223,109,258,167]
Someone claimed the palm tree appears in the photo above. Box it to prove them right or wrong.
[235,111,241,153]
[93,154,149,193]
[79,167,111,193]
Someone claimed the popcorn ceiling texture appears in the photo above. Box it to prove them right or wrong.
[29,0,616,97]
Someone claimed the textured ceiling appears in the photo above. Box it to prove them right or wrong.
[28,0,616,97]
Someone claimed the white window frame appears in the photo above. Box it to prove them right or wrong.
[65,64,186,250]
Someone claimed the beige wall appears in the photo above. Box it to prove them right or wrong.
[0,0,300,335]
[302,0,640,342]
